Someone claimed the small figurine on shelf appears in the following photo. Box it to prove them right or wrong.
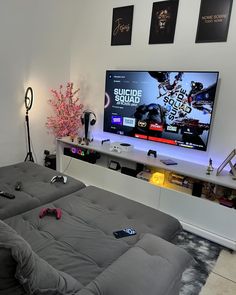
[206,158,214,175]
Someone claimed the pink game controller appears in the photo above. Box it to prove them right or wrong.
[39,208,62,220]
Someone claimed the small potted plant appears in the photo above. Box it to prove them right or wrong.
[46,82,84,139]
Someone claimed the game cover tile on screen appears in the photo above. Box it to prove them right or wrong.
[103,70,219,151]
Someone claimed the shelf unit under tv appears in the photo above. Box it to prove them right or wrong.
[56,137,236,250]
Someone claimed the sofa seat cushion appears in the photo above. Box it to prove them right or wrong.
[83,233,192,295]
[5,185,182,286]
[0,162,85,219]
[0,220,83,295]
[54,185,182,243]
[5,206,131,286]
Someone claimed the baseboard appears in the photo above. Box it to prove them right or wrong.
[180,221,236,251]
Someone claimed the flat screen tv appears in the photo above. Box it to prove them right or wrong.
[103,70,219,151]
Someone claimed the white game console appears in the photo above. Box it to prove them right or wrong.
[110,142,134,153]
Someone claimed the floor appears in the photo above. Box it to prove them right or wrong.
[200,249,236,294]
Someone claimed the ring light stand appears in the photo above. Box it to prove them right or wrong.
[24,87,34,162]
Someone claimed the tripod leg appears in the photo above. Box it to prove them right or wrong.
[25,114,34,162]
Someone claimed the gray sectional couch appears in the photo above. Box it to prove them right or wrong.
[0,162,192,295]
[0,162,85,220]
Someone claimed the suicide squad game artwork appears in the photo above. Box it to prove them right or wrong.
[103,71,219,151]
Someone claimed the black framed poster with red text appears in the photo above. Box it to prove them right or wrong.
[111,5,134,46]
[196,0,233,43]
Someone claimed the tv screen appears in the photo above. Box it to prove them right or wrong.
[103,70,219,151]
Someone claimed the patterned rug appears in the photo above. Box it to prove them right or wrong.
[173,230,223,295]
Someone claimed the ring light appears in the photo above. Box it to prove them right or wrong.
[24,87,33,112]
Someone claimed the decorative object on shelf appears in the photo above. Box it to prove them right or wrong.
[46,82,84,138]
[216,149,236,179]
[70,135,76,142]
[24,87,34,162]
[149,0,179,44]
[149,172,165,186]
[206,158,214,175]
[111,5,134,46]
[196,0,233,43]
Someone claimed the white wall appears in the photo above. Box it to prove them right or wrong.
[0,0,75,166]
[0,0,235,169]
[70,0,236,168]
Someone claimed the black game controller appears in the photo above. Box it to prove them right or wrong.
[101,139,110,145]
[147,149,157,158]
[50,176,67,184]
[15,182,22,191]
[0,191,15,199]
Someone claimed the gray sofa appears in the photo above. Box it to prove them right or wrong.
[0,162,192,295]
[0,162,85,219]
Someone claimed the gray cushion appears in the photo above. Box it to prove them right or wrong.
[55,185,182,243]
[83,233,192,295]
[0,247,25,295]
[5,206,130,286]
[0,162,85,219]
[5,185,182,286]
[0,220,83,294]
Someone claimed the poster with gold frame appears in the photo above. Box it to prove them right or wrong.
[149,0,179,44]
[111,5,134,46]
[196,0,233,43]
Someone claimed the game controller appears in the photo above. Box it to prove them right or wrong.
[110,147,122,153]
[147,149,157,158]
[15,181,22,191]
[0,191,15,199]
[101,139,110,145]
[50,176,67,184]
[39,208,62,219]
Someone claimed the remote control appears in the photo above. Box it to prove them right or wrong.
[0,191,15,199]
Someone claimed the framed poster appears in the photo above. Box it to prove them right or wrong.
[196,0,233,43]
[149,0,179,44]
[111,5,134,46]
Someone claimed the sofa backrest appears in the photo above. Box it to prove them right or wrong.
[0,247,25,295]
[0,219,83,295]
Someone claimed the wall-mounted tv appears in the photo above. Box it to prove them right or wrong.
[103,70,219,151]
